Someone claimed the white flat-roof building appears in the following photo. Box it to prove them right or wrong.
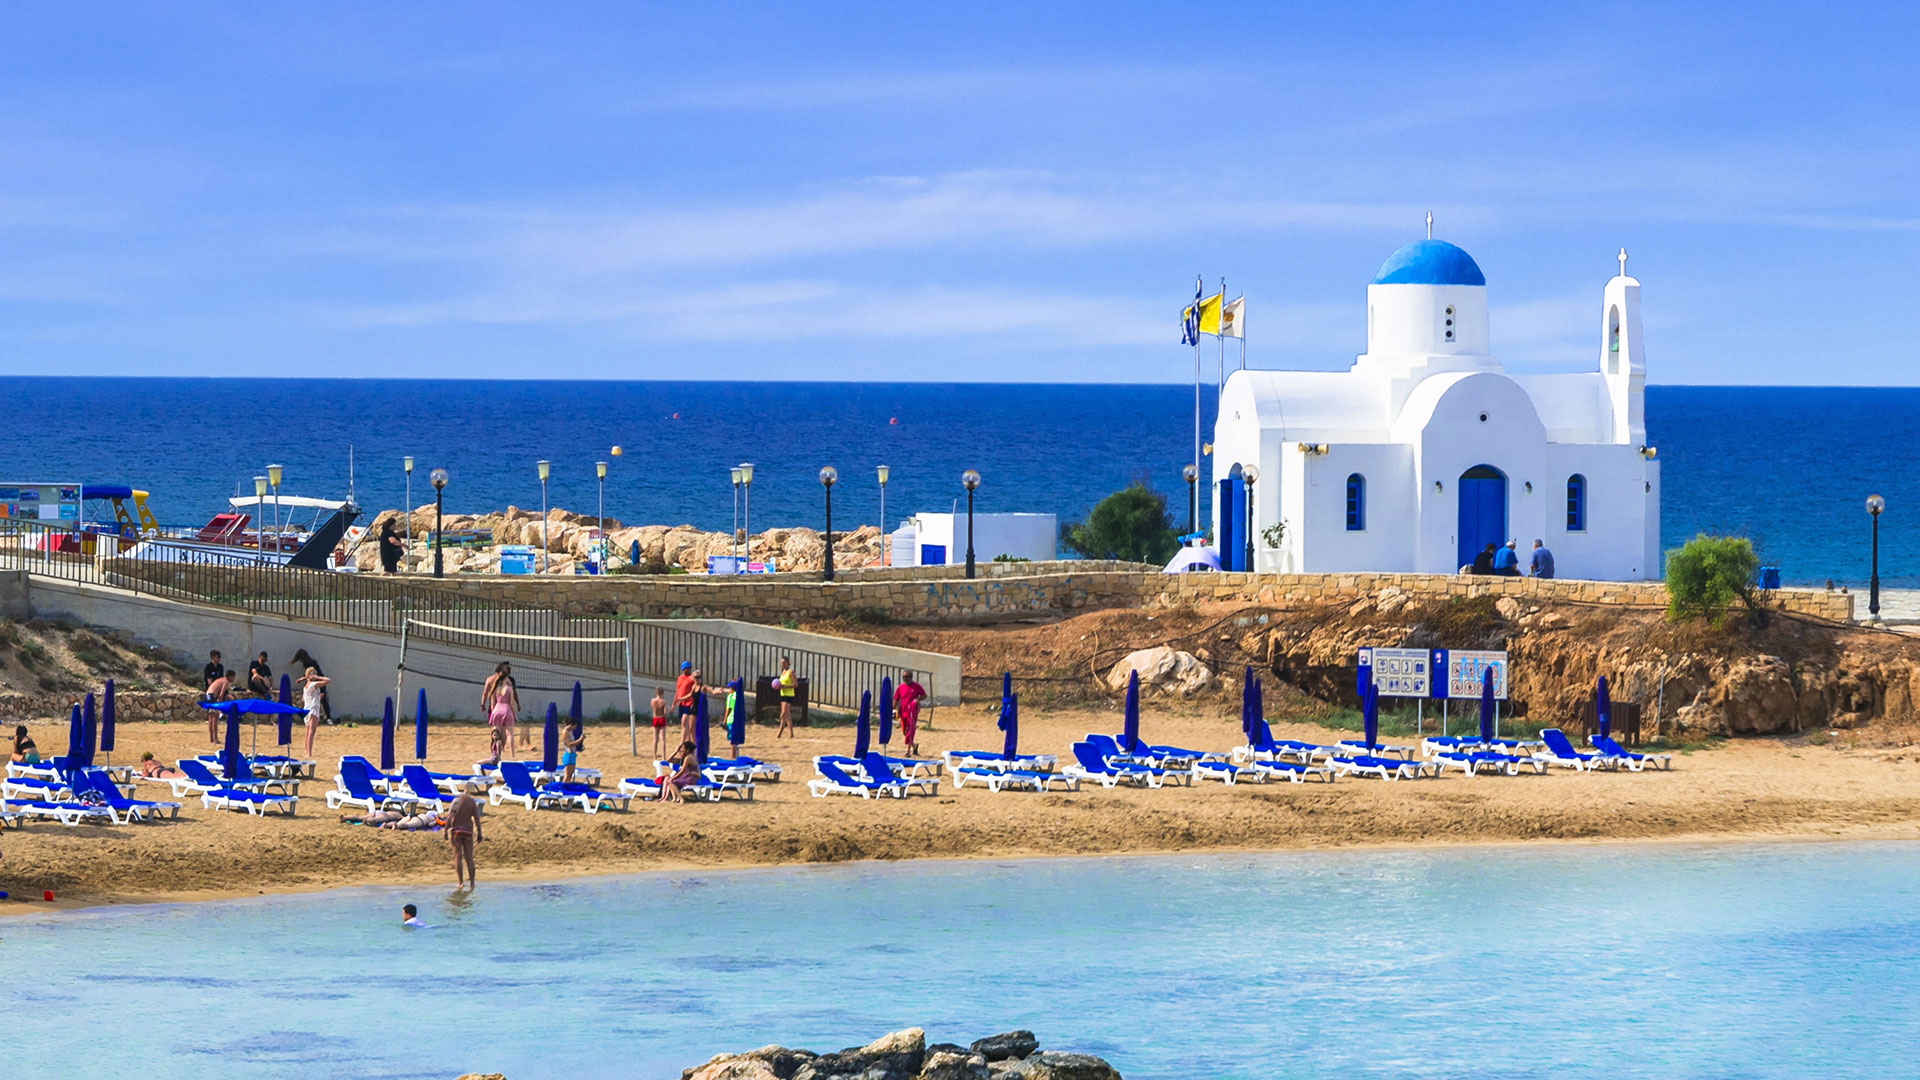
[1210,239,1659,580]
[897,512,1056,567]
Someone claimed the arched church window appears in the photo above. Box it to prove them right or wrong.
[1608,306,1620,374]
[1566,474,1587,532]
[1345,474,1366,531]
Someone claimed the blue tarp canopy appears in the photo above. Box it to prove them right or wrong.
[199,699,306,715]
[80,484,135,500]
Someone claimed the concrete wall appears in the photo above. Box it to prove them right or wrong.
[23,577,643,726]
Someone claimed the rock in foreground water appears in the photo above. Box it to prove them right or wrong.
[683,1029,1119,1080]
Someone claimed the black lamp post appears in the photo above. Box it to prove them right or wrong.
[1181,463,1198,536]
[961,469,981,579]
[819,466,838,582]
[430,468,449,578]
[1868,493,1885,618]
[1242,464,1258,573]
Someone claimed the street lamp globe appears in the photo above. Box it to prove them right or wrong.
[1867,494,1886,516]
[1242,464,1259,485]
[819,466,838,487]
[537,460,550,483]
[430,468,449,490]
[877,464,890,486]
[596,461,608,480]
[961,469,980,491]
[252,475,268,498]
[1181,463,1197,484]
[267,463,283,489]
[403,456,414,475]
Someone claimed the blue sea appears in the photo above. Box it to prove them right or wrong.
[1,378,1911,586]
[6,843,1917,1079]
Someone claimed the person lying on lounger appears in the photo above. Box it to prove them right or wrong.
[137,752,182,779]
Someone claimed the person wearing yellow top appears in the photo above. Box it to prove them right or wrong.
[776,656,796,739]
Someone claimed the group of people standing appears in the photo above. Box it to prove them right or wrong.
[198,646,332,756]
[1470,539,1555,579]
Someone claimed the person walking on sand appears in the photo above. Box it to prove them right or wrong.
[650,687,669,759]
[775,656,796,739]
[447,789,481,888]
[893,669,928,758]
[483,662,521,752]
[299,666,330,756]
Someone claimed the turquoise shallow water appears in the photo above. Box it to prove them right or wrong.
[7,842,1918,1079]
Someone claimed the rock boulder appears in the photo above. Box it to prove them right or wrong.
[1105,647,1212,695]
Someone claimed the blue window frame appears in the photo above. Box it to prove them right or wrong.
[1345,473,1366,531]
[1566,474,1587,532]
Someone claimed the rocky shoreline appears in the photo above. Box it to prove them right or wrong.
[451,1029,1121,1080]
[363,505,885,576]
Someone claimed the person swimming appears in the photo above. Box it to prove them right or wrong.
[402,903,425,928]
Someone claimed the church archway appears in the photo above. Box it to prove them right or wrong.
[1457,464,1507,571]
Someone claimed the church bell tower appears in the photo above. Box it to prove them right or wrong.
[1602,248,1646,446]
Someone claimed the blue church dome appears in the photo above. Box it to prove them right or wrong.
[1371,240,1486,287]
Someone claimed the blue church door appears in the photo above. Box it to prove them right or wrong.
[1456,465,1507,570]
[1217,476,1246,570]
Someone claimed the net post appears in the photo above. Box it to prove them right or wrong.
[394,619,410,726]
[625,638,638,757]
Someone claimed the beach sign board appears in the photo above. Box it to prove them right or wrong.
[1446,650,1508,700]
[1368,647,1432,698]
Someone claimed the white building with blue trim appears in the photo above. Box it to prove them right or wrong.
[1209,239,1660,580]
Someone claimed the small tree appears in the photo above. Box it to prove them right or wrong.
[1665,534,1764,626]
[1061,483,1180,564]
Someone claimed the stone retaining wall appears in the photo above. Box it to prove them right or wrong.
[0,691,204,725]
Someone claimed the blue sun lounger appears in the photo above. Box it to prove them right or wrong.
[1329,755,1434,780]
[1536,728,1614,772]
[326,758,417,813]
[4,796,116,825]
[490,761,630,812]
[1432,751,1546,777]
[2,769,76,802]
[1589,735,1671,771]
[1096,733,1216,769]
[202,788,299,815]
[807,759,911,799]
[76,770,181,823]
[164,758,274,798]
[943,749,1058,775]
[1061,741,1180,789]
[1191,759,1258,784]
[952,766,1079,792]
[1249,759,1337,783]
[859,752,939,795]
[701,756,783,781]
[400,766,459,810]
[1335,739,1418,760]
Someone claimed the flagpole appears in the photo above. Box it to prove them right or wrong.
[1217,277,1226,401]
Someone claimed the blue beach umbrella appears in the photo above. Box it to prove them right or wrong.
[1362,680,1379,751]
[629,539,641,566]
[101,679,117,762]
[379,697,396,771]
[998,692,1019,759]
[278,674,292,707]
[1001,671,1012,708]
[693,691,710,763]
[853,690,872,759]
[1253,677,1264,735]
[277,674,295,746]
[725,678,746,747]
[64,702,83,771]
[1123,670,1141,753]
[569,681,583,728]
[542,703,560,771]
[1595,675,1612,740]
[878,675,894,748]
[414,687,429,762]
[1479,666,1495,743]
[1241,667,1255,742]
[81,692,98,768]
[222,710,242,780]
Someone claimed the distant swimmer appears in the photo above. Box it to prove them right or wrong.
[402,903,425,928]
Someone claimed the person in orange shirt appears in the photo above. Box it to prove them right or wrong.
[674,662,700,749]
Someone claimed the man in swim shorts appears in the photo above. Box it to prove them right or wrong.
[447,790,481,889]
[674,661,699,745]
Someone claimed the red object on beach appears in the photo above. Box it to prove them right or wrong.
[43,890,55,901]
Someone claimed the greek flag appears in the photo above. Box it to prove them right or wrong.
[1180,275,1201,345]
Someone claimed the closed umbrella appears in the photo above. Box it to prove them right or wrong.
[693,691,710,763]
[999,692,1019,759]
[569,681,583,729]
[853,690,872,759]
[1122,670,1142,753]
[1241,667,1255,742]
[379,697,396,771]
[81,692,98,769]
[222,709,242,780]
[1253,677,1264,738]
[1479,666,1495,743]
[1362,679,1379,752]
[277,674,294,748]
[101,679,117,766]
[1595,675,1612,740]
[414,687,429,762]
[542,703,560,771]
[64,702,82,772]
[1001,671,1012,708]
[878,675,894,748]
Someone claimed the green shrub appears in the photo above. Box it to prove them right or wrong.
[1665,534,1762,625]
[1060,483,1180,564]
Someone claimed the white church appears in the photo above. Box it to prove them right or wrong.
[1209,238,1660,581]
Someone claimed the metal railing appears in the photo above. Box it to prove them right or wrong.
[0,519,917,710]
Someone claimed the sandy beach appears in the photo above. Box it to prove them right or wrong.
[5,701,1920,912]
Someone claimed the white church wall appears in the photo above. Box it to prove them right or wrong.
[1293,444,1414,572]
[1407,373,1549,573]
[1537,445,1658,580]
[1365,283,1489,360]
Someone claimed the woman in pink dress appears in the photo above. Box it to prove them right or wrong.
[893,669,928,758]
[483,662,520,753]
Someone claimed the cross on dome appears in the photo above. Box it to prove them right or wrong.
[1618,247,1628,277]
[1425,211,1433,239]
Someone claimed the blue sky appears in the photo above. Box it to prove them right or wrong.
[1,2,1914,384]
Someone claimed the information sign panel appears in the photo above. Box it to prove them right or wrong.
[1447,650,1508,700]
[1370,647,1431,697]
